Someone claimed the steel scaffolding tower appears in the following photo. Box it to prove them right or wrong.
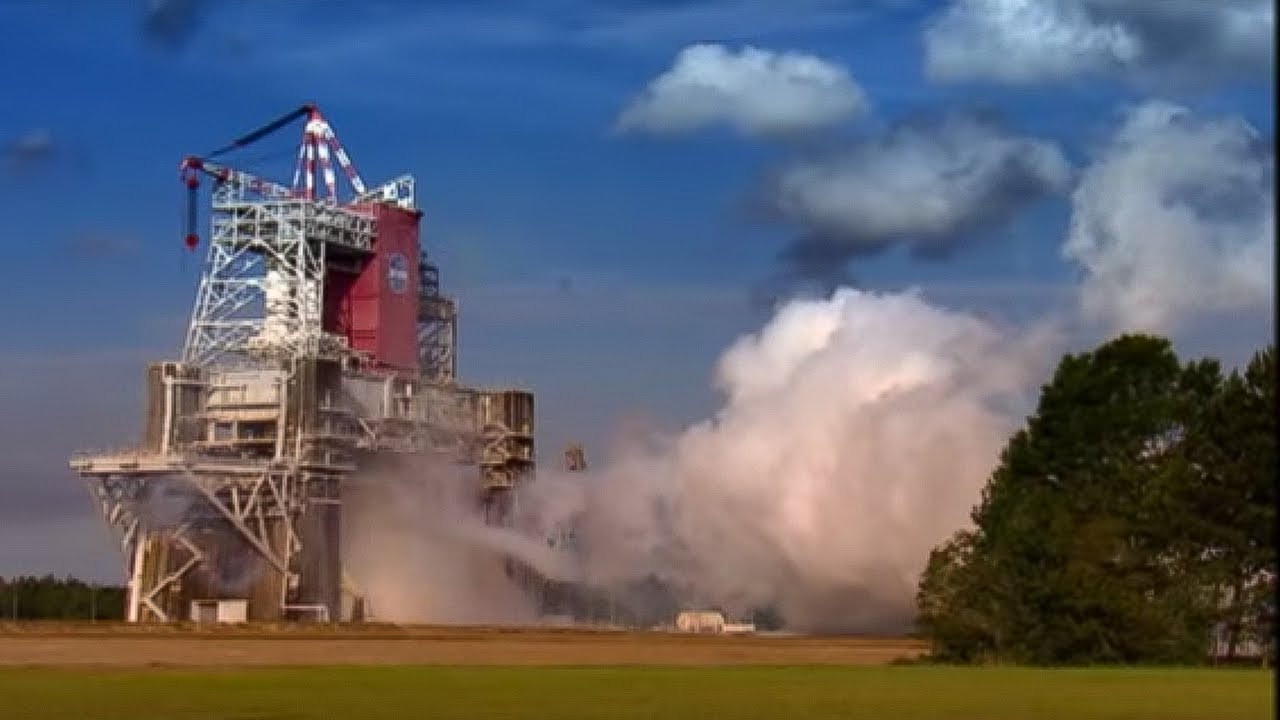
[70,105,535,623]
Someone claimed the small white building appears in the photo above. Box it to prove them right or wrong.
[189,599,249,624]
[674,611,757,634]
[676,610,725,633]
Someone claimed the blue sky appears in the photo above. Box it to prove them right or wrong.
[0,0,1273,579]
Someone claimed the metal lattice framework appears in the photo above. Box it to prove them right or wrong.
[293,107,367,202]
[356,174,415,210]
[86,468,202,622]
[77,456,320,622]
[418,257,458,384]
[71,104,533,624]
[183,184,375,367]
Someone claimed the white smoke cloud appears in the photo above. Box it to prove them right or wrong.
[771,112,1070,278]
[1064,100,1275,336]
[614,43,869,137]
[516,288,1058,632]
[343,458,543,624]
[924,0,1274,86]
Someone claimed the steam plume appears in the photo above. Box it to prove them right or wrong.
[514,288,1057,632]
[342,458,542,623]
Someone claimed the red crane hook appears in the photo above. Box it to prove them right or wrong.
[181,159,201,251]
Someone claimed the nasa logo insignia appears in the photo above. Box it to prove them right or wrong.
[387,253,409,295]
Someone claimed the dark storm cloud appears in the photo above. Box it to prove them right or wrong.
[2,129,58,175]
[925,0,1273,88]
[140,0,206,51]
[763,110,1071,286]
[1100,0,1273,81]
[748,245,860,313]
[2,129,93,181]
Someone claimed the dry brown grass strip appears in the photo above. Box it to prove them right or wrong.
[0,622,926,667]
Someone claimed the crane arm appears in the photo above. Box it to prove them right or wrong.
[178,102,369,249]
[205,103,315,159]
[181,156,296,199]
[179,156,297,250]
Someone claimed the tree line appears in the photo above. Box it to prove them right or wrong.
[0,575,126,621]
[917,335,1275,665]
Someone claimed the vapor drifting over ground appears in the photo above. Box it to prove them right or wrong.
[343,458,541,624]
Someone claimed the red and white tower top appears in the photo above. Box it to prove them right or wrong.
[177,103,379,250]
[292,105,367,202]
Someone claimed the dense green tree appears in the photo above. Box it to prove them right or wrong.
[0,575,126,621]
[917,530,1004,661]
[1176,345,1276,661]
[917,335,1276,665]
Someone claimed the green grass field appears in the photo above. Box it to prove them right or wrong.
[0,666,1268,719]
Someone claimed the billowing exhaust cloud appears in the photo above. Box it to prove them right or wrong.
[924,0,1274,87]
[472,57,1272,635]
[614,43,869,138]
[514,288,1059,632]
[343,458,542,624]
[769,111,1070,282]
[1064,100,1275,336]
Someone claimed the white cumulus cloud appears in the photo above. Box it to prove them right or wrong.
[1064,100,1275,336]
[925,0,1274,86]
[614,43,869,137]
